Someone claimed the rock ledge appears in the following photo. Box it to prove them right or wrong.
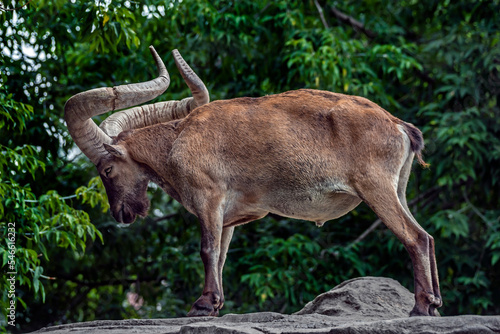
[33,277,500,334]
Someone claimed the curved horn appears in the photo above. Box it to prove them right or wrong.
[99,49,209,137]
[64,46,169,165]
[172,49,210,108]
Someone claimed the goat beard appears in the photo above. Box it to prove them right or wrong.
[128,200,150,223]
[120,193,150,224]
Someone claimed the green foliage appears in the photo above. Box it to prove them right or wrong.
[285,29,422,106]
[76,176,110,213]
[1,0,499,332]
[240,234,325,307]
[0,74,103,331]
[239,233,374,312]
[0,77,34,133]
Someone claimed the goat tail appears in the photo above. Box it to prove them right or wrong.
[401,121,430,168]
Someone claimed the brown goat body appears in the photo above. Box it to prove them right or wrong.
[107,89,441,317]
[65,49,441,318]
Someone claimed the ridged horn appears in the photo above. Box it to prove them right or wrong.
[99,49,209,137]
[64,46,170,165]
[172,49,210,108]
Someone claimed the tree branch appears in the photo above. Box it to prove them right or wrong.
[347,184,442,248]
[254,3,271,20]
[329,6,438,85]
[347,177,471,249]
[57,273,165,288]
[314,0,329,29]
[153,212,179,223]
[330,6,377,39]
[0,0,34,11]
[349,218,382,248]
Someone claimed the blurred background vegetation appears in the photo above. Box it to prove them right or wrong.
[1,0,499,332]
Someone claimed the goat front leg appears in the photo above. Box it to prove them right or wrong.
[187,206,224,317]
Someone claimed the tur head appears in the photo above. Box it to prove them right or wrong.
[64,47,209,223]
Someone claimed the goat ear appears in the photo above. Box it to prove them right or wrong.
[103,143,125,157]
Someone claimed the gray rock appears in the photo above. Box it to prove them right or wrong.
[295,276,415,319]
[32,277,500,334]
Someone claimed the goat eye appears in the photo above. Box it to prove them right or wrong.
[105,167,112,177]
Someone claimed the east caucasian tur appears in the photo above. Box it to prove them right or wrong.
[65,46,441,317]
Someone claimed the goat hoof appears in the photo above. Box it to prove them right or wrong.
[187,304,215,317]
[187,295,219,317]
[429,306,441,317]
[410,304,440,317]
[409,308,427,317]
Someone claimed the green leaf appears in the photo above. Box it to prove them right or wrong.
[492,253,500,266]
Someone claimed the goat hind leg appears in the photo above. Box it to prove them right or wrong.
[397,154,441,314]
[359,181,439,316]
[426,235,442,315]
[399,191,441,315]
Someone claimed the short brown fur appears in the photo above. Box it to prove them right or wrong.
[92,88,441,317]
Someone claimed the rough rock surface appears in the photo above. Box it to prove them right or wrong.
[295,276,415,319]
[33,276,500,334]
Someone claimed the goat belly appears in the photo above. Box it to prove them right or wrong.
[260,188,362,223]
